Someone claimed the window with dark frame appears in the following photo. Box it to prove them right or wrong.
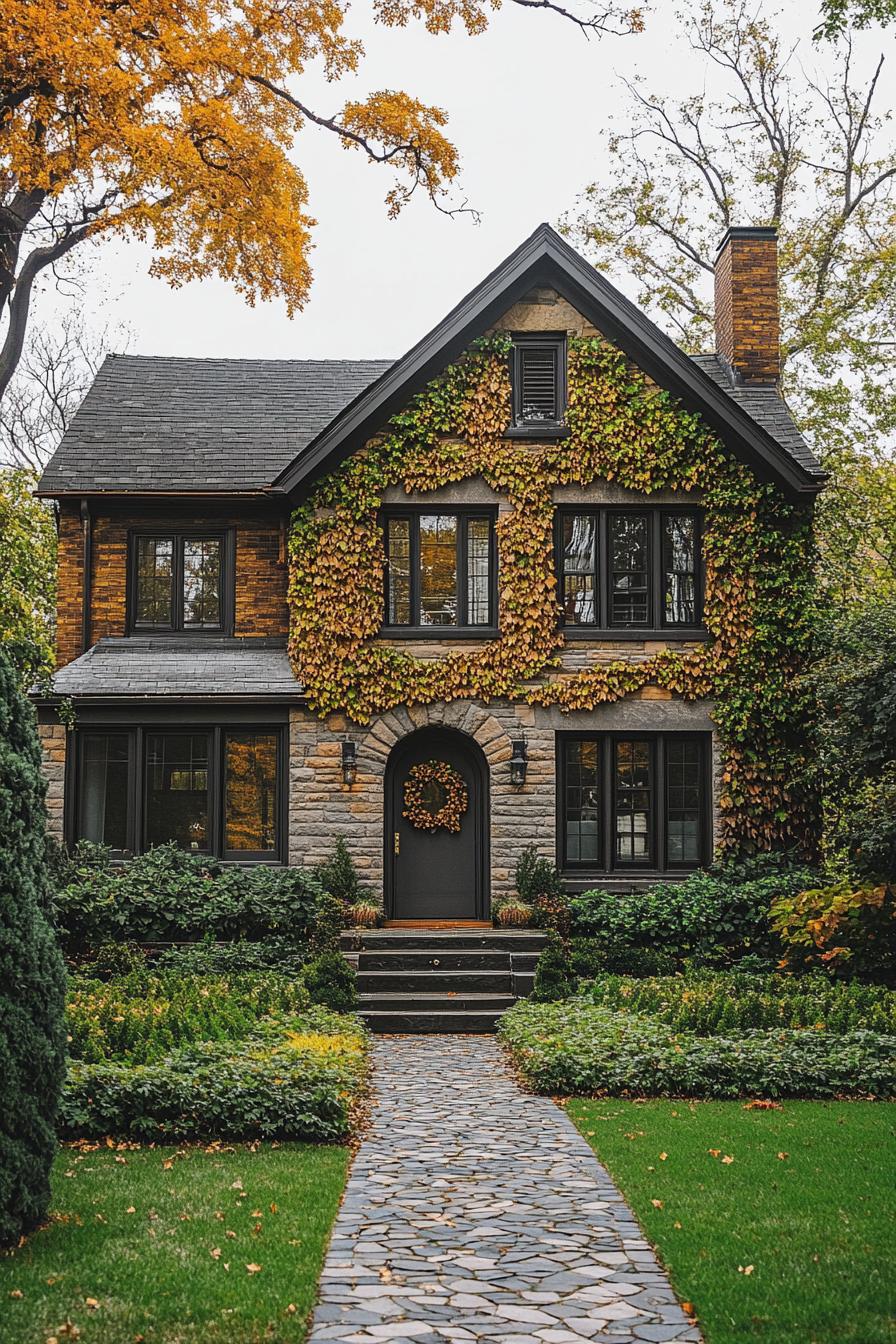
[511,334,567,429]
[557,733,709,873]
[383,510,496,630]
[74,726,283,861]
[557,508,702,631]
[131,530,229,633]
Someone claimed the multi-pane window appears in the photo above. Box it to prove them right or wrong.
[511,334,567,429]
[558,734,709,872]
[77,733,130,852]
[383,511,496,630]
[74,727,282,860]
[556,509,702,630]
[131,531,227,632]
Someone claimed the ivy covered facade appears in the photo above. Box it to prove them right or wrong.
[35,225,824,917]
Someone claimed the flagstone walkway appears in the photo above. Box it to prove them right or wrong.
[308,1035,701,1344]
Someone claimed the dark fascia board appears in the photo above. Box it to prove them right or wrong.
[32,692,304,709]
[274,222,824,500]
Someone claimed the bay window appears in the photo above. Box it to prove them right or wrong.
[73,724,284,861]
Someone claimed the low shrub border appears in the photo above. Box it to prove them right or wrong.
[61,1009,368,1143]
[497,1000,896,1099]
[581,970,896,1035]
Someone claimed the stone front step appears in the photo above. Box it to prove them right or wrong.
[346,926,547,1033]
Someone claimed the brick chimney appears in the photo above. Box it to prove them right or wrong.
[714,226,780,384]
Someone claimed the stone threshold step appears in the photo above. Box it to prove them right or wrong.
[357,950,539,972]
[359,992,517,1011]
[360,1009,503,1034]
[343,930,548,953]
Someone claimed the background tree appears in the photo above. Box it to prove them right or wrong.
[565,0,896,602]
[0,0,642,403]
[0,646,67,1246]
[0,469,57,686]
[816,0,896,38]
[0,315,126,471]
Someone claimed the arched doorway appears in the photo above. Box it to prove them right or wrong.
[384,726,489,921]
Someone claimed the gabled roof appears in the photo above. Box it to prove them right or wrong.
[274,224,823,497]
[37,357,392,495]
[36,224,824,500]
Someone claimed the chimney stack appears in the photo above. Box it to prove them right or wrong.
[714,226,780,384]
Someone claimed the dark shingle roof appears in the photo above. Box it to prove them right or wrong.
[691,355,823,478]
[38,355,393,494]
[49,638,302,698]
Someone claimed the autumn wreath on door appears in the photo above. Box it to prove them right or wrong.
[403,760,468,834]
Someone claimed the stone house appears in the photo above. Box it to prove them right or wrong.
[34,224,824,923]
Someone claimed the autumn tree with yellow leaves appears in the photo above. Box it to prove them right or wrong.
[0,0,642,400]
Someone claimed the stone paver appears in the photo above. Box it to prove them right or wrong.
[308,1036,701,1343]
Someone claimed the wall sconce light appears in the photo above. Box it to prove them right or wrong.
[510,739,528,788]
[341,739,357,787]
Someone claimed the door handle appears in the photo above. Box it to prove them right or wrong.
[394,832,400,855]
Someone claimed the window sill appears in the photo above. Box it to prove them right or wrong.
[378,627,500,641]
[504,424,570,440]
[127,627,232,639]
[561,627,709,642]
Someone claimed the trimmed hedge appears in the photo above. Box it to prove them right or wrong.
[583,971,896,1035]
[61,1010,367,1143]
[54,843,325,950]
[498,1000,896,1099]
[570,855,817,970]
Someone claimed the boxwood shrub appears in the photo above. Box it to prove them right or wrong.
[61,1009,367,1143]
[569,854,818,970]
[54,843,325,950]
[498,1000,896,1099]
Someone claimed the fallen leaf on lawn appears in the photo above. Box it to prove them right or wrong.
[651,1199,663,1209]
[251,1210,263,1217]
[777,1152,789,1160]
[270,1203,277,1214]
[162,1160,173,1171]
[681,1302,694,1316]
[230,1180,243,1190]
[674,1221,682,1229]
[738,1265,754,1275]
[721,1155,734,1165]
[114,1156,127,1165]
[285,1304,297,1315]
[708,1149,721,1158]
[10,1289,23,1299]
[85,1298,99,1310]
[226,1230,236,1239]
[210,1248,222,1260]
[125,1206,136,1214]
[95,1214,107,1224]
[253,1223,262,1235]
[245,1263,262,1274]
[214,1210,224,1221]
[659,1152,668,1161]
[743,1099,782,1111]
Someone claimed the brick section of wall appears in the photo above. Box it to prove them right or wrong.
[38,720,67,843]
[714,229,780,384]
[56,504,85,667]
[56,510,288,658]
[289,698,720,899]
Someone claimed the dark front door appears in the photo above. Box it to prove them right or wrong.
[386,728,487,921]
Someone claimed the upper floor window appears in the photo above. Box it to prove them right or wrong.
[511,333,567,431]
[557,508,702,631]
[130,530,232,633]
[383,510,496,631]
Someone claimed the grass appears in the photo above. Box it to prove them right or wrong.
[567,1098,896,1344]
[0,1142,348,1343]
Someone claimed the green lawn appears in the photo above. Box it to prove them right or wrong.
[0,1142,348,1343]
[567,1099,896,1344]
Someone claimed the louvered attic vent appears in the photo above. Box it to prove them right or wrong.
[511,333,566,430]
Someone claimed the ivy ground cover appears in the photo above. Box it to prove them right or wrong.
[565,1099,895,1344]
[0,1142,348,1344]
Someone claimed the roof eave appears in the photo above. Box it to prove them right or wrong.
[275,223,824,500]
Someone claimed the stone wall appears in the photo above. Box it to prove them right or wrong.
[289,697,719,900]
[38,719,67,843]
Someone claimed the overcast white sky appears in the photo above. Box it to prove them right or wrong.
[33,3,892,363]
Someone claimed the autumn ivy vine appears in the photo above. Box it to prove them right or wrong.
[288,335,817,854]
